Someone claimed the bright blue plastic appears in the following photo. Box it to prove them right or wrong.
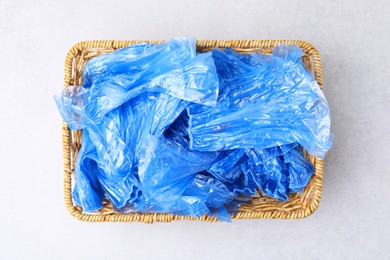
[208,149,246,183]
[244,144,314,201]
[72,129,104,212]
[56,39,332,221]
[187,46,332,158]
[138,135,236,219]
[55,38,218,130]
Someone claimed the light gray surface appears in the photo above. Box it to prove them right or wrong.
[0,0,389,259]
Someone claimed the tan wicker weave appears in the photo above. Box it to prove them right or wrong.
[62,40,324,223]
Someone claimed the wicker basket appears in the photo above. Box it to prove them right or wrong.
[62,40,324,223]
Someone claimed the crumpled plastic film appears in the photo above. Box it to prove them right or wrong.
[138,135,236,218]
[244,144,315,201]
[72,130,105,212]
[188,45,332,158]
[208,149,246,183]
[55,39,332,221]
[55,38,219,130]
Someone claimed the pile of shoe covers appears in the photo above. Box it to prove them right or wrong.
[55,38,332,221]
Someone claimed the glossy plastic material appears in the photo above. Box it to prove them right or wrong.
[55,39,332,221]
[55,38,218,130]
[244,144,314,201]
[188,46,332,158]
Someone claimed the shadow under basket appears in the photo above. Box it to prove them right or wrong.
[62,40,325,223]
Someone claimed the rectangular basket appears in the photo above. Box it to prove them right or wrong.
[62,40,324,223]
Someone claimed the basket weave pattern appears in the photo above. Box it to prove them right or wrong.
[62,40,324,223]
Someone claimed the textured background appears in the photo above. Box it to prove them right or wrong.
[0,0,389,259]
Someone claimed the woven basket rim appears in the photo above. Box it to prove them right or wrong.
[62,39,324,223]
